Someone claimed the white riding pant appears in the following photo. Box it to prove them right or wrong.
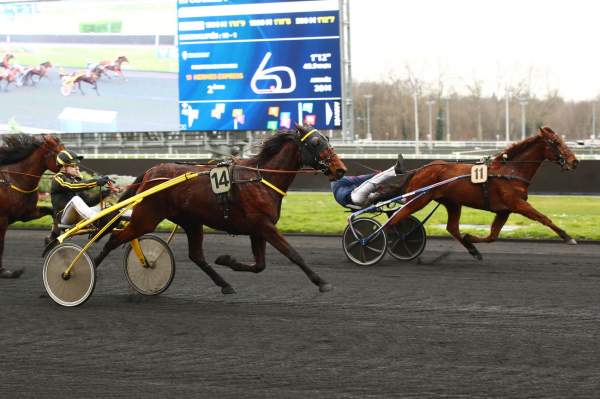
[350,166,397,207]
[60,196,101,225]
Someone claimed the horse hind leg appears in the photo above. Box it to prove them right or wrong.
[93,209,161,268]
[215,234,266,273]
[463,211,510,244]
[442,202,483,260]
[184,224,235,294]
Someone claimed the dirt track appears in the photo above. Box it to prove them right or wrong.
[1,229,599,398]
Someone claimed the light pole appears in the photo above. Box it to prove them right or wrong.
[364,94,373,140]
[413,92,420,155]
[519,98,528,140]
[593,100,597,140]
[426,99,435,148]
[505,89,511,143]
[445,97,451,141]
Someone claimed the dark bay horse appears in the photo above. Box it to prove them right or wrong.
[99,56,128,79]
[0,134,65,278]
[94,125,347,293]
[22,61,52,86]
[380,126,579,260]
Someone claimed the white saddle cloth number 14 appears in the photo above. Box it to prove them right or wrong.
[210,167,231,194]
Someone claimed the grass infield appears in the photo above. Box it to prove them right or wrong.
[10,193,600,241]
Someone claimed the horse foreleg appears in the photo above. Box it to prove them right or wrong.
[463,211,510,244]
[215,234,266,273]
[513,200,576,244]
[94,83,99,96]
[442,202,483,260]
[184,224,235,294]
[78,82,85,95]
[0,218,23,278]
[262,224,331,292]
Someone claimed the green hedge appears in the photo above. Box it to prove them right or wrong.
[79,20,122,33]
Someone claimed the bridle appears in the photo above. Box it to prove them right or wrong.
[543,137,566,168]
[297,128,335,174]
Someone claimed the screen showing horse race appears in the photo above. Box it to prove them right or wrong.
[0,0,177,133]
[177,0,343,131]
[0,0,343,133]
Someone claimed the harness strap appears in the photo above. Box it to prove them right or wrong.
[260,178,287,197]
[9,183,39,194]
[300,129,318,142]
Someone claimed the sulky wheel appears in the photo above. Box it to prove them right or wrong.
[342,218,387,266]
[43,243,96,307]
[123,235,175,296]
[386,215,427,261]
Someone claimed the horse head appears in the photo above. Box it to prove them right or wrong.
[40,135,66,173]
[538,126,579,171]
[294,123,346,180]
[42,61,52,69]
[117,56,128,64]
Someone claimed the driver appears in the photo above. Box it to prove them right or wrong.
[331,154,406,208]
[45,150,111,244]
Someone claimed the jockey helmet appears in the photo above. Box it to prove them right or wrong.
[56,149,83,167]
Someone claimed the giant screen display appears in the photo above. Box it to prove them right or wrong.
[0,0,343,134]
[177,0,343,131]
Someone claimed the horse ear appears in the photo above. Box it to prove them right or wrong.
[294,123,304,132]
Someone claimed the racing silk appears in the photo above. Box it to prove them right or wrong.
[330,173,376,207]
[50,172,107,216]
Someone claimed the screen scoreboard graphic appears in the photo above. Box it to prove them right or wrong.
[177,0,342,131]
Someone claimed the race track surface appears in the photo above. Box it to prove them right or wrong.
[1,230,599,398]
[0,70,178,132]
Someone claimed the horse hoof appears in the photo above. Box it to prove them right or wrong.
[470,251,483,261]
[566,238,578,245]
[319,283,333,293]
[0,268,24,279]
[221,285,236,295]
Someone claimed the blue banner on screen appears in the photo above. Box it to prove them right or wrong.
[177,0,342,131]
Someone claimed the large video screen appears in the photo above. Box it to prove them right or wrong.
[0,0,178,133]
[0,0,343,133]
[177,0,342,131]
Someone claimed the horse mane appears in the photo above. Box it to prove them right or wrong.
[0,134,42,165]
[495,134,540,161]
[249,131,298,165]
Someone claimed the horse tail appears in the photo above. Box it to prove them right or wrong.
[119,172,145,202]
[94,172,146,240]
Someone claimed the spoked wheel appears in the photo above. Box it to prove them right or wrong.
[342,218,387,266]
[43,243,96,307]
[386,215,427,261]
[123,235,175,296]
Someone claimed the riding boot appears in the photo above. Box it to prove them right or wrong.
[0,268,24,279]
[395,153,406,175]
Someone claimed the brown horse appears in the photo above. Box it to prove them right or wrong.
[0,65,23,91]
[99,56,128,79]
[1,53,13,69]
[93,125,347,293]
[21,61,53,86]
[60,70,100,95]
[379,126,579,260]
[0,134,65,278]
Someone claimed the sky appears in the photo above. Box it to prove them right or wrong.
[349,0,600,101]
